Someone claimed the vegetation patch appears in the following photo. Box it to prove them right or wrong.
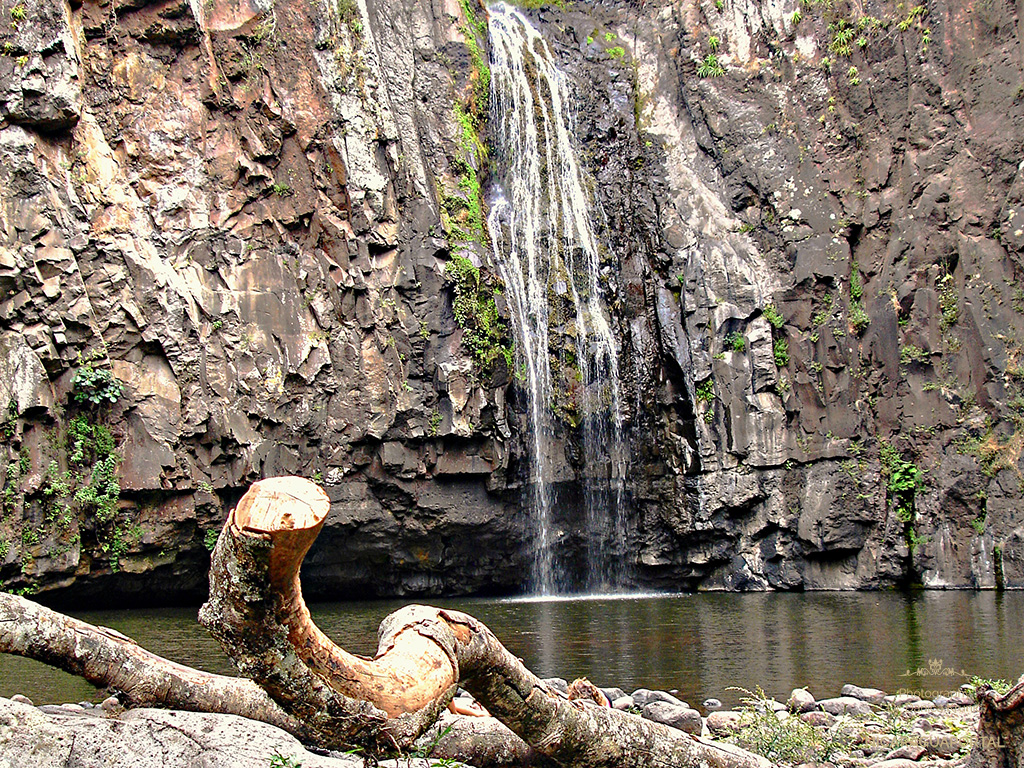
[444,254,514,375]
[728,688,854,764]
[697,53,725,78]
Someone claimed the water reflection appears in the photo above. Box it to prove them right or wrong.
[2,591,1020,708]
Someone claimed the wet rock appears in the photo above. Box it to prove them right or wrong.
[640,701,702,735]
[702,698,723,711]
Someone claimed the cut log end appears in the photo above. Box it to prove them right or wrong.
[232,476,330,534]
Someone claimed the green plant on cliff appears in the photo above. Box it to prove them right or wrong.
[727,332,747,353]
[71,365,122,406]
[607,46,626,59]
[444,254,514,374]
[336,0,362,34]
[763,303,784,329]
[828,19,854,56]
[457,0,490,118]
[442,104,487,246]
[849,300,869,333]
[899,344,927,366]
[880,441,921,523]
[67,416,121,525]
[10,4,25,24]
[505,0,567,8]
[773,338,790,368]
[938,273,959,328]
[697,54,724,78]
[849,266,863,300]
[696,378,715,404]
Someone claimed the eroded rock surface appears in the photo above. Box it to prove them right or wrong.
[0,0,1022,600]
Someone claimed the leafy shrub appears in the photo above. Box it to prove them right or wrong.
[773,338,789,368]
[696,378,715,403]
[763,303,784,329]
[849,301,869,333]
[71,366,122,405]
[697,54,724,78]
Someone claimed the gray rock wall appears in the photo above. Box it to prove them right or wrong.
[0,0,1021,601]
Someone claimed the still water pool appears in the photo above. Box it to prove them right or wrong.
[2,590,1020,709]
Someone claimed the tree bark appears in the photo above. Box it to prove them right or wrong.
[198,476,770,768]
[968,676,1024,768]
[0,590,304,738]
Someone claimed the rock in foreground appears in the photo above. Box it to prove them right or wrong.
[0,697,441,768]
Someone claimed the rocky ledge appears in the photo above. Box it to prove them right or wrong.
[1,678,987,768]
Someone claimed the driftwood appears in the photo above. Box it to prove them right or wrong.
[196,476,770,767]
[1,476,775,767]
[968,676,1024,768]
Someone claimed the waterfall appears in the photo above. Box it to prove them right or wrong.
[487,3,627,594]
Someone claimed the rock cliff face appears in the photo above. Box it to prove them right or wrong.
[0,0,1021,602]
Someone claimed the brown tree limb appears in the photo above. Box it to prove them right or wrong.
[198,476,771,767]
[0,590,304,737]
[968,676,1024,768]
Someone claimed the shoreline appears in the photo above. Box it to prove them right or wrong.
[1,676,993,767]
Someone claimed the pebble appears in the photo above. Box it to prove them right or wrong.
[60,703,84,711]
[841,683,887,704]
[631,688,686,708]
[799,710,836,727]
[702,698,722,711]
[706,710,742,735]
[905,699,936,710]
[883,693,921,706]
[100,696,122,713]
[884,745,927,761]
[611,695,634,711]
[640,701,702,735]
[787,687,817,713]
[817,696,873,717]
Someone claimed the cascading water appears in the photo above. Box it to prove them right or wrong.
[487,3,628,594]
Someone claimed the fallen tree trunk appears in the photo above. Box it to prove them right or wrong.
[968,676,1024,768]
[197,476,770,767]
[0,591,303,737]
